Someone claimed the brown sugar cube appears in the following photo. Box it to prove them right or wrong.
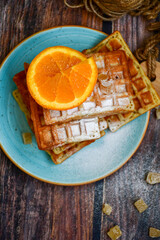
[107,225,122,240]
[156,107,160,120]
[149,227,160,238]
[22,132,32,144]
[102,203,112,216]
[134,199,148,213]
[146,172,160,184]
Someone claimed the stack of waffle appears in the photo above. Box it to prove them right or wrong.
[13,31,160,164]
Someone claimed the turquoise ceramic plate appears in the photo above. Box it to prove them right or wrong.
[0,26,149,185]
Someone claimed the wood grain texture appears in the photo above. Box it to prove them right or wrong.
[100,16,160,240]
[0,1,102,240]
[0,1,160,240]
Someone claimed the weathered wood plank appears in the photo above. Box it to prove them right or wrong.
[100,15,160,240]
[0,1,102,240]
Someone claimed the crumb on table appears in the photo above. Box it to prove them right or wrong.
[149,227,160,238]
[146,172,160,184]
[102,203,112,215]
[134,199,148,213]
[22,132,32,144]
[107,225,122,240]
[156,107,160,119]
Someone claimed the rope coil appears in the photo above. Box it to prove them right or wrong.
[64,0,160,21]
[135,28,160,81]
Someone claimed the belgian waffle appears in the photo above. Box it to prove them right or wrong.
[13,68,106,153]
[52,117,107,154]
[30,96,107,150]
[43,50,134,125]
[13,88,106,164]
[83,31,160,132]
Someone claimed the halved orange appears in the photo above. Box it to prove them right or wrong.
[27,46,98,110]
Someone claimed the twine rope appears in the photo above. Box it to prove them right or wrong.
[64,0,160,21]
[135,25,160,81]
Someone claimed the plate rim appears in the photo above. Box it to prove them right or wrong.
[0,25,150,186]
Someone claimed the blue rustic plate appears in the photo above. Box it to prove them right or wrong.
[0,26,149,185]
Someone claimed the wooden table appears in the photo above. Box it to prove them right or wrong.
[0,1,160,239]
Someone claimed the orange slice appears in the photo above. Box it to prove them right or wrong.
[27,46,98,110]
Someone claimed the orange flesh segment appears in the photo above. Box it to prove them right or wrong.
[38,73,61,102]
[68,70,89,98]
[73,61,92,79]
[69,56,82,66]
[56,74,75,103]
[50,52,72,71]
[35,55,60,77]
[34,55,60,86]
